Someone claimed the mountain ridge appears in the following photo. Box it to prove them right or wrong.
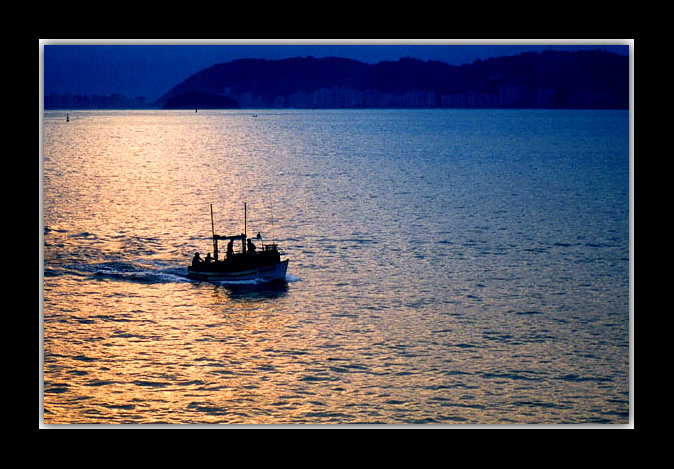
[157,50,628,109]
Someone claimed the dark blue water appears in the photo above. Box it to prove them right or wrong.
[43,109,630,424]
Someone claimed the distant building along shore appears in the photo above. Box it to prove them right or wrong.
[45,93,148,110]
[45,50,628,110]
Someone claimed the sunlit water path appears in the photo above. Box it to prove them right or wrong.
[43,109,629,424]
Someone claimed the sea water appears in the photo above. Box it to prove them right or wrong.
[42,109,630,424]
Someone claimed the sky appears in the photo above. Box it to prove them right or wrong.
[42,40,630,102]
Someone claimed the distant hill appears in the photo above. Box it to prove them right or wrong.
[163,91,239,109]
[156,50,628,109]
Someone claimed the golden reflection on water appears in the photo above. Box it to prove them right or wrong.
[44,110,629,424]
[45,280,295,423]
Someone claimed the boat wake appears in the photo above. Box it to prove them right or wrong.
[210,272,299,286]
[44,260,190,284]
[45,259,298,286]
[91,261,191,284]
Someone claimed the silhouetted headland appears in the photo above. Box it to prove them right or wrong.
[45,50,628,110]
[163,91,240,109]
[157,50,628,110]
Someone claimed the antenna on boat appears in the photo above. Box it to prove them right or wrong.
[210,204,215,239]
[244,202,247,239]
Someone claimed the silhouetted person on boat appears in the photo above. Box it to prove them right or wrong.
[227,239,234,256]
[247,238,256,254]
[205,252,213,263]
[192,252,202,266]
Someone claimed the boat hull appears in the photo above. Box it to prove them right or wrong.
[187,259,288,283]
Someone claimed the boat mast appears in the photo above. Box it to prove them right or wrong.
[210,204,219,261]
[243,202,247,254]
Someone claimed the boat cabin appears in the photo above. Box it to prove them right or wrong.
[212,232,279,261]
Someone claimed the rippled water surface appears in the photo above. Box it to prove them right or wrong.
[42,109,630,424]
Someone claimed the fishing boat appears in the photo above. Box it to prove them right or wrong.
[187,203,288,283]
